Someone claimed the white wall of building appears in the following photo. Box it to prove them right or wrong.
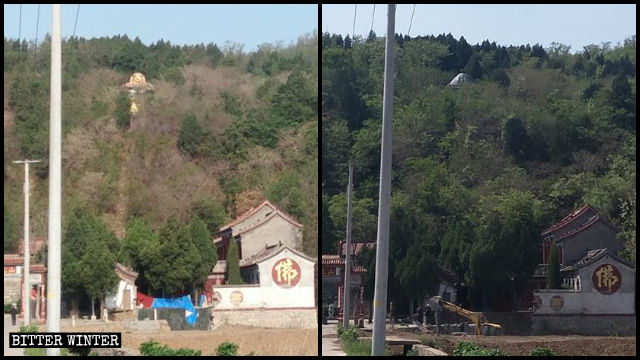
[534,254,635,315]
[240,215,302,260]
[213,248,315,310]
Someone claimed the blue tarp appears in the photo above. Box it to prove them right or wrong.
[151,295,197,325]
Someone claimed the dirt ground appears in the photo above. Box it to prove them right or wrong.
[61,322,318,356]
[392,329,636,356]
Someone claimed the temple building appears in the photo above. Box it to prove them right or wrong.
[528,205,635,335]
[205,199,304,286]
[321,241,370,322]
[202,199,315,327]
[207,200,303,286]
[322,240,459,323]
[105,263,138,312]
[4,254,47,324]
[530,204,624,295]
[124,72,154,94]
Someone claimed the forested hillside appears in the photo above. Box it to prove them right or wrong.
[322,32,635,310]
[4,33,317,303]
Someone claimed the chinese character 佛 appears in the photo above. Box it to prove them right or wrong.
[275,259,299,286]
[595,265,619,292]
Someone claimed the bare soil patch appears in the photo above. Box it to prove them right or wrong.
[393,330,636,356]
[62,322,317,356]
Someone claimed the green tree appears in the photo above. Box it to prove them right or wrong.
[503,116,532,162]
[177,114,205,157]
[114,91,131,129]
[321,191,336,254]
[490,68,510,88]
[469,190,549,310]
[226,238,245,285]
[321,118,350,196]
[9,73,49,178]
[4,204,17,252]
[609,73,635,130]
[220,175,242,218]
[271,70,317,125]
[80,238,119,318]
[190,197,228,235]
[206,43,224,67]
[328,194,378,243]
[118,217,156,269]
[464,53,483,79]
[546,245,561,289]
[189,217,217,292]
[62,210,119,315]
[145,217,199,295]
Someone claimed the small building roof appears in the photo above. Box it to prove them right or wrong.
[541,204,593,235]
[560,248,632,273]
[219,199,303,232]
[322,255,345,266]
[321,255,368,273]
[4,254,46,272]
[239,244,280,267]
[447,73,473,88]
[240,244,316,267]
[115,263,138,283]
[555,214,601,241]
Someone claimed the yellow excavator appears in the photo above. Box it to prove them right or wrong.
[431,296,503,336]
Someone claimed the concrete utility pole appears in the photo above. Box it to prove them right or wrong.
[46,4,62,356]
[371,4,396,356]
[342,162,354,328]
[13,159,41,325]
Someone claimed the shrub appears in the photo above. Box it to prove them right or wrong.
[530,347,557,356]
[341,338,392,356]
[453,341,506,356]
[342,338,372,356]
[23,347,71,356]
[337,323,359,342]
[177,114,206,157]
[216,341,239,356]
[20,324,39,333]
[139,340,201,356]
[161,66,185,86]
[114,91,131,129]
[4,302,21,314]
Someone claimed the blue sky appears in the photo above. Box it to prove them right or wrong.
[4,4,318,51]
[322,4,636,52]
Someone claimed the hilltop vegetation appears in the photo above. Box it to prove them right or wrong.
[322,32,635,311]
[4,33,317,307]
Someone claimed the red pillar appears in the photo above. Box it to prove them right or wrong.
[358,285,364,327]
[40,275,46,324]
[19,274,24,321]
[337,284,343,320]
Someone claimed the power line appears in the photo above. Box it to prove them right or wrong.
[73,4,80,38]
[352,4,357,39]
[34,4,40,71]
[18,4,22,63]
[408,4,416,37]
[371,4,376,33]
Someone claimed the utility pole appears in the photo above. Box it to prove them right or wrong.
[371,4,395,356]
[342,162,353,328]
[13,159,41,325]
[46,4,62,356]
